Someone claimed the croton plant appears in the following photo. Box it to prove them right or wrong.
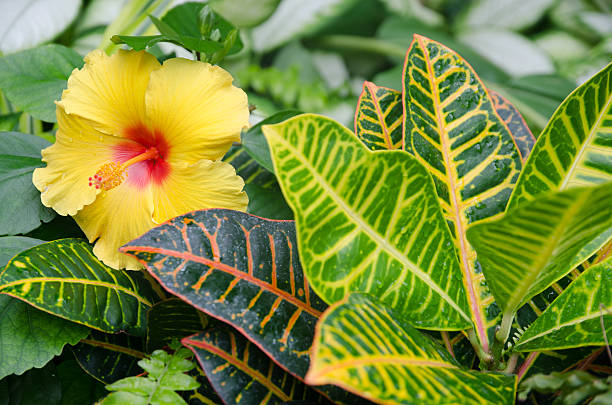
[0,3,610,405]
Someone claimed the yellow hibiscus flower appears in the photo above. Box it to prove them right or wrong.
[33,49,249,270]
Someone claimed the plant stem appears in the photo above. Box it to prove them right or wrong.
[497,311,514,346]
[467,328,492,367]
[311,35,407,58]
[517,352,539,381]
[504,353,519,374]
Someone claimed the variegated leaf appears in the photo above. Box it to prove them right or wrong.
[489,89,536,162]
[0,239,156,336]
[262,113,471,330]
[184,327,327,405]
[122,209,327,379]
[514,257,612,352]
[508,62,612,210]
[354,81,403,150]
[307,293,516,404]
[467,182,612,316]
[402,34,522,349]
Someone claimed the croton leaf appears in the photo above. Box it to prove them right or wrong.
[467,182,612,317]
[223,144,293,220]
[0,236,88,379]
[183,327,327,405]
[514,257,612,352]
[121,209,327,378]
[489,90,536,162]
[0,238,156,336]
[354,81,403,150]
[402,34,523,349]
[73,330,146,384]
[307,293,516,404]
[146,298,208,352]
[508,61,612,210]
[262,113,471,330]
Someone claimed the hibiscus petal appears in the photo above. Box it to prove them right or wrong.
[57,49,161,136]
[74,182,155,270]
[145,58,249,163]
[33,107,134,216]
[151,159,248,224]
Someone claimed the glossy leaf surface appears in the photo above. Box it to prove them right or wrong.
[515,257,612,352]
[224,144,293,220]
[508,62,612,209]
[263,113,471,330]
[467,182,612,315]
[0,239,155,335]
[73,331,146,384]
[184,327,326,404]
[402,35,522,346]
[122,209,327,378]
[0,236,88,379]
[146,298,207,352]
[307,293,516,404]
[354,81,403,150]
[0,131,55,235]
[490,90,536,162]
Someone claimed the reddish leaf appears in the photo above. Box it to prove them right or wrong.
[121,209,327,379]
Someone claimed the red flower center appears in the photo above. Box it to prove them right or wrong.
[89,124,171,191]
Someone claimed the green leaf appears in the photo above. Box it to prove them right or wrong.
[0,362,62,404]
[147,298,207,352]
[0,112,20,132]
[354,81,403,150]
[262,113,471,330]
[508,62,612,209]
[209,0,280,27]
[403,35,522,347]
[489,90,536,162]
[160,2,242,55]
[99,346,199,405]
[122,209,328,379]
[0,237,88,379]
[0,239,155,335]
[514,257,612,352]
[55,356,107,405]
[241,110,303,173]
[251,0,359,52]
[0,131,55,235]
[223,144,293,220]
[110,34,169,51]
[467,182,612,316]
[0,0,81,54]
[73,330,146,384]
[0,45,84,122]
[306,293,516,404]
[457,29,554,77]
[184,327,326,404]
[455,0,554,32]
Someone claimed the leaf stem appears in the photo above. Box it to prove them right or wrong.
[467,328,492,366]
[504,353,519,374]
[516,352,538,381]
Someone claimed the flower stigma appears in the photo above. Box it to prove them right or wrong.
[89,146,160,191]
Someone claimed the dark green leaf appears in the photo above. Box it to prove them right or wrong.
[55,356,107,405]
[0,237,88,379]
[184,327,326,405]
[122,209,327,379]
[0,113,20,132]
[0,362,61,405]
[0,294,89,379]
[73,330,146,384]
[110,35,169,51]
[241,111,303,173]
[0,131,55,235]
[0,45,83,122]
[147,298,207,352]
[1,239,156,335]
[223,144,293,219]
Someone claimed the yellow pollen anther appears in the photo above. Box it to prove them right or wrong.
[89,147,159,191]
